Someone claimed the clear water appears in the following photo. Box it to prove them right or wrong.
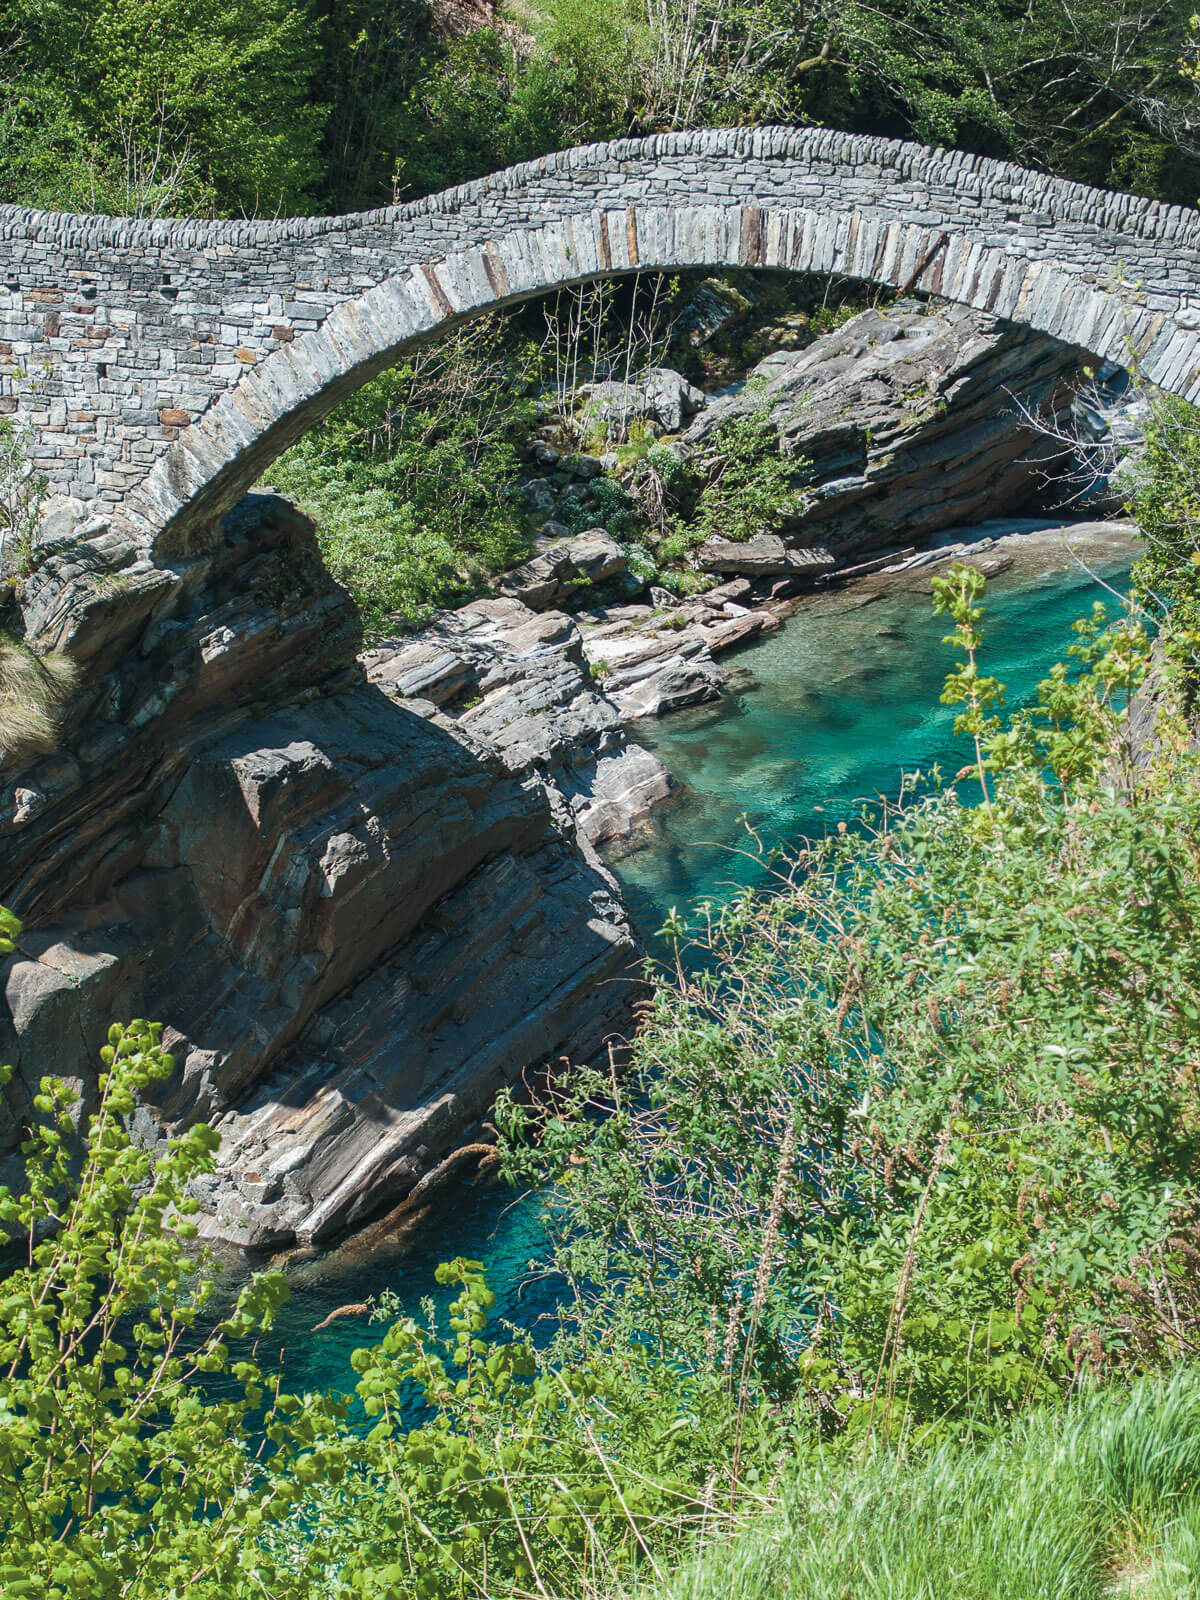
[253,546,1132,1395]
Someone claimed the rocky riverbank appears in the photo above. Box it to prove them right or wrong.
[0,494,637,1249]
[357,296,1116,849]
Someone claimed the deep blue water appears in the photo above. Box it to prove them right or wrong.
[250,543,1133,1394]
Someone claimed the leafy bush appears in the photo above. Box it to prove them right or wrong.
[685,404,811,546]
[0,1014,319,1598]
[269,325,538,634]
[334,1257,788,1599]
[500,566,1200,1433]
[1125,392,1200,664]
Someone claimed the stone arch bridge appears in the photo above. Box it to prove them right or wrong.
[4,125,1200,561]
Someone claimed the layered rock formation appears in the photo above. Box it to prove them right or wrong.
[0,296,1099,1252]
[0,494,637,1248]
[681,300,1081,555]
[364,591,674,846]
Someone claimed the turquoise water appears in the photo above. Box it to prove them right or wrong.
[257,546,1132,1393]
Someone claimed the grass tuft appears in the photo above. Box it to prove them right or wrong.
[634,1370,1200,1600]
[0,638,78,766]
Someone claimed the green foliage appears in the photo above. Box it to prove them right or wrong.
[387,0,1200,207]
[334,1257,785,1599]
[0,0,325,216]
[499,571,1200,1433]
[645,1369,1200,1600]
[0,1020,328,1598]
[269,325,538,634]
[636,402,811,572]
[312,0,430,213]
[2,0,1197,218]
[1126,392,1200,663]
[686,403,810,545]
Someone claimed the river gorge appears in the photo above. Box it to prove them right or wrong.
[6,11,1200,1576]
[0,278,1148,1373]
[219,515,1140,1391]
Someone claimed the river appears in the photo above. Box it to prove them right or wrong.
[234,526,1137,1394]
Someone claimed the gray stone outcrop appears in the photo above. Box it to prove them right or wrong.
[364,594,673,845]
[0,494,637,1248]
[499,529,627,611]
[681,301,1084,554]
[580,368,706,436]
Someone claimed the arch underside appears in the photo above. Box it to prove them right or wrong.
[125,200,1196,560]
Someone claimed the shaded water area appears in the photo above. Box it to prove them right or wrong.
[253,536,1135,1394]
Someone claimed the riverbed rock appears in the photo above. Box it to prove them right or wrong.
[581,367,706,436]
[676,277,757,350]
[499,528,626,611]
[522,479,558,517]
[0,493,638,1248]
[697,534,835,578]
[576,593,776,719]
[364,593,672,843]
[680,300,1083,555]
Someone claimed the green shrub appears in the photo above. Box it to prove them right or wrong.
[499,568,1200,1431]
[0,0,324,216]
[638,402,812,568]
[0,1013,324,1598]
[686,402,811,546]
[1124,391,1200,672]
[269,325,538,634]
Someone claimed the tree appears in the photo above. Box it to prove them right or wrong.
[0,1011,347,1596]
[0,0,325,215]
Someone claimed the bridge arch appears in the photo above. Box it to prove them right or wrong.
[3,125,1199,559]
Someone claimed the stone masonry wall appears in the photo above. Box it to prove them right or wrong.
[2,126,1199,555]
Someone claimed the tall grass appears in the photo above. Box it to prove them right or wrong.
[634,1370,1200,1600]
[0,637,77,766]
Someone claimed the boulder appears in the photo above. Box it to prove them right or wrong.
[522,479,558,517]
[577,593,774,720]
[675,278,756,350]
[681,301,1084,556]
[500,529,626,611]
[581,367,706,437]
